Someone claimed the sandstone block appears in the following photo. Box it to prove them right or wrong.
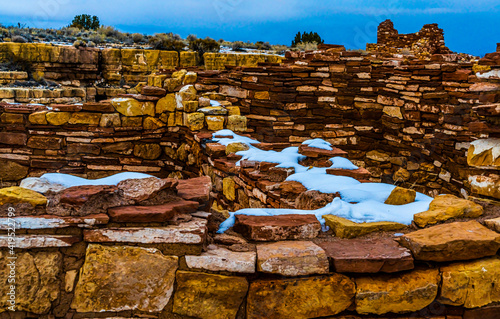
[99,113,121,127]
[247,274,355,319]
[71,244,178,312]
[384,186,416,205]
[484,217,500,232]
[185,112,204,131]
[355,268,440,315]
[156,93,176,113]
[133,143,162,159]
[0,186,47,206]
[59,185,117,205]
[227,114,247,132]
[323,215,406,239]
[400,221,500,262]
[257,241,329,276]
[173,271,248,319]
[68,112,101,125]
[46,111,71,125]
[206,115,225,131]
[28,110,48,124]
[234,214,321,241]
[111,97,154,116]
[0,158,28,181]
[469,174,500,200]
[185,247,256,273]
[27,136,62,149]
[108,200,198,223]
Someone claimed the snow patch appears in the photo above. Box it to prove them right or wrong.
[302,139,333,150]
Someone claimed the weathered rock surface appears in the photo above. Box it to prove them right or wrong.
[0,250,62,314]
[58,185,118,205]
[185,246,256,273]
[246,274,355,319]
[413,194,484,227]
[71,244,178,312]
[467,138,500,168]
[439,257,500,308]
[117,177,177,202]
[173,271,248,319]
[19,176,66,193]
[485,217,500,232]
[0,186,47,206]
[0,159,28,181]
[355,268,440,315]
[469,174,500,200]
[108,200,199,223]
[0,214,109,229]
[233,214,321,241]
[400,221,500,262]
[176,176,211,203]
[317,237,414,273]
[257,241,329,276]
[323,214,406,238]
[384,186,416,205]
[111,97,154,116]
[0,235,79,248]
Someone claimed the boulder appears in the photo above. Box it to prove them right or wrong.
[71,244,178,312]
[0,186,47,206]
[233,214,321,241]
[355,268,440,315]
[439,257,500,308]
[317,237,414,273]
[413,194,484,227]
[247,274,355,319]
[400,221,500,262]
[172,271,248,319]
[0,251,62,314]
[256,241,329,276]
[384,187,416,205]
[323,215,406,239]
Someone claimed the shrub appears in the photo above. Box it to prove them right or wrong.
[255,41,272,50]
[189,37,221,65]
[186,34,197,42]
[231,41,245,52]
[73,40,86,48]
[149,33,186,51]
[294,42,319,51]
[70,14,100,30]
[132,33,144,43]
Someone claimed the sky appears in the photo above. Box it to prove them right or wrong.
[0,0,499,56]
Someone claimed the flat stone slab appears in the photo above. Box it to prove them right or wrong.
[71,244,178,312]
[107,200,199,223]
[0,235,79,248]
[400,221,500,262]
[0,214,109,229]
[317,238,414,273]
[83,218,207,244]
[257,241,329,276]
[246,274,355,319]
[176,176,211,204]
[323,215,407,239]
[326,167,371,180]
[117,177,177,202]
[185,247,256,273]
[298,144,348,158]
[59,185,118,205]
[484,217,500,232]
[233,214,321,241]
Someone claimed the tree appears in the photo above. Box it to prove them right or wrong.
[70,14,100,30]
[292,31,324,47]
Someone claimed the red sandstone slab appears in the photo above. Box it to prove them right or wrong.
[326,167,371,180]
[233,214,321,241]
[298,144,348,158]
[108,200,199,223]
[205,143,226,158]
[251,143,290,151]
[59,185,118,205]
[82,102,115,113]
[141,85,167,96]
[50,104,83,112]
[0,132,27,145]
[176,176,212,204]
[317,238,414,273]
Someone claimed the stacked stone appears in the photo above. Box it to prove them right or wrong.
[204,52,283,70]
[0,87,86,104]
[0,71,27,85]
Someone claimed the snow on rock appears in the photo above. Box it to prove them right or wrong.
[476,69,500,79]
[302,138,333,150]
[21,172,156,193]
[471,138,500,162]
[213,130,434,233]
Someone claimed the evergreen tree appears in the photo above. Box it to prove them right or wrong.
[291,31,324,47]
[70,14,100,30]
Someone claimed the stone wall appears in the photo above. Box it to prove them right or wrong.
[0,43,282,84]
[192,49,500,199]
[368,19,451,55]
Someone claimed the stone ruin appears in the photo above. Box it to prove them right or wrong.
[367,19,452,56]
[0,21,499,319]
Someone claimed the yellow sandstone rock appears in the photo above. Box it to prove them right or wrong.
[467,138,500,168]
[0,187,47,206]
[225,142,249,155]
[355,268,440,315]
[28,110,48,124]
[133,144,162,160]
[323,215,406,239]
[227,115,247,132]
[223,177,236,201]
[0,113,23,124]
[226,106,241,116]
[156,93,176,113]
[68,112,101,125]
[46,111,71,125]
[71,244,178,312]
[439,257,500,308]
[384,186,416,205]
[206,115,225,131]
[143,117,166,130]
[413,194,483,227]
[111,98,154,116]
[185,112,204,131]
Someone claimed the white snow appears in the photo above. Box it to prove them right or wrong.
[476,69,500,79]
[210,100,222,106]
[39,172,155,188]
[213,130,434,233]
[303,138,333,150]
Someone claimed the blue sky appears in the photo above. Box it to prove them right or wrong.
[0,0,499,56]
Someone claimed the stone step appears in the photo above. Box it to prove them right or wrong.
[233,214,321,241]
[107,200,199,223]
[317,238,414,273]
[0,214,109,229]
[256,241,329,276]
[326,167,371,180]
[298,144,348,158]
[399,221,500,262]
[0,235,79,248]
